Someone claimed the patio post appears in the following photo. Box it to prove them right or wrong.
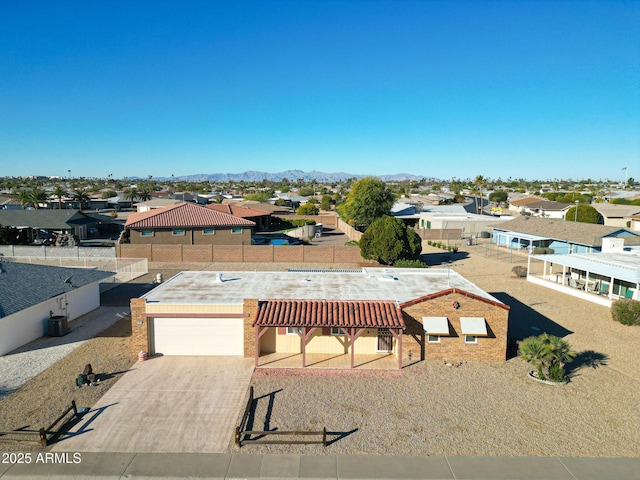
[609,275,614,300]
[254,326,260,368]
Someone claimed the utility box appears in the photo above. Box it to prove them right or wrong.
[48,316,69,337]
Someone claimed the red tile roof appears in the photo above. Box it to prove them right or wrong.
[206,204,271,218]
[125,202,256,228]
[254,299,405,329]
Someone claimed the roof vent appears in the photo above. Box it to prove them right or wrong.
[380,274,398,282]
[214,273,223,283]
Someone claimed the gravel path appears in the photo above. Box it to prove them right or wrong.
[0,307,129,400]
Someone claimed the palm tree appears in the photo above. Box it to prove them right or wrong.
[29,187,48,209]
[124,188,138,207]
[52,185,67,210]
[520,333,576,382]
[137,188,152,202]
[473,175,486,215]
[17,190,32,209]
[74,189,91,211]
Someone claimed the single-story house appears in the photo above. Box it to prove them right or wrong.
[521,200,573,219]
[123,202,255,245]
[491,216,640,254]
[0,262,114,355]
[0,209,108,241]
[135,198,183,213]
[130,268,510,369]
[508,196,544,214]
[527,238,640,306]
[592,204,640,228]
[206,204,272,231]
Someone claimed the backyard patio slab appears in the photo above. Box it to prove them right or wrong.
[51,356,254,453]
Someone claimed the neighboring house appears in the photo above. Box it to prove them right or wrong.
[135,198,183,213]
[592,204,640,228]
[0,209,107,241]
[206,204,272,231]
[169,192,208,205]
[527,238,640,307]
[226,200,293,215]
[130,268,510,369]
[522,200,572,219]
[630,214,640,232]
[0,262,114,355]
[508,196,543,214]
[270,193,309,208]
[124,202,255,245]
[491,216,640,254]
[417,211,512,237]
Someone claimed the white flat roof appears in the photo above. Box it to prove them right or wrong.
[142,268,502,305]
[531,252,640,284]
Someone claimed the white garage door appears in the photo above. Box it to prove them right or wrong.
[152,317,244,356]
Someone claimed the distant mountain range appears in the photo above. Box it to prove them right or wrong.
[148,170,434,183]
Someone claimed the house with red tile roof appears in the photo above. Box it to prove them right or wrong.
[124,202,255,245]
[206,203,272,230]
[130,269,510,370]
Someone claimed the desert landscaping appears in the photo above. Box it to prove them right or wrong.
[1,243,639,457]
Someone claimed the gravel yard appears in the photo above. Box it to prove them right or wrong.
[2,250,639,457]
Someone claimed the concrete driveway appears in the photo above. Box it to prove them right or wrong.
[52,356,254,453]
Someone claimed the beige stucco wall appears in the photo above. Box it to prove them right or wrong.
[272,329,395,354]
[145,303,243,315]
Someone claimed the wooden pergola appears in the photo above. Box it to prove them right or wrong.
[253,299,406,370]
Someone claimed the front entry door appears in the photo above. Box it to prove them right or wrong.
[377,329,393,352]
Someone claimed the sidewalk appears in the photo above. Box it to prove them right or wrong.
[1,453,638,479]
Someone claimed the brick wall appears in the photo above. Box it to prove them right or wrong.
[243,246,275,263]
[130,298,150,355]
[182,245,213,263]
[118,243,368,264]
[401,292,509,361]
[243,299,259,358]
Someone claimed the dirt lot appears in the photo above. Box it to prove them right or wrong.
[1,249,639,456]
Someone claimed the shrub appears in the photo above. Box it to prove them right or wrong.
[512,266,528,278]
[611,299,640,326]
[393,259,429,268]
[452,245,459,253]
[291,219,316,227]
[427,240,433,246]
[519,334,576,382]
[447,245,452,252]
[344,240,359,247]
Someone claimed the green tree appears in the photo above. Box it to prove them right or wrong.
[320,195,332,211]
[359,216,422,265]
[29,187,48,209]
[565,205,601,224]
[74,189,91,211]
[489,190,508,205]
[520,333,575,382]
[337,177,394,230]
[473,175,486,215]
[124,189,138,206]
[52,185,67,209]
[296,203,319,215]
[17,189,32,209]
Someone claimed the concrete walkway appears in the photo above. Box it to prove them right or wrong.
[51,356,255,453]
[1,453,638,479]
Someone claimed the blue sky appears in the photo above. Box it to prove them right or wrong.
[1,0,638,181]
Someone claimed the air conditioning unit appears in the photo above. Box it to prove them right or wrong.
[48,316,69,337]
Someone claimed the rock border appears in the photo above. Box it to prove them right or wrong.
[527,370,569,386]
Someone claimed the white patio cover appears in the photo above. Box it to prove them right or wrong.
[460,317,488,336]
[422,317,450,335]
